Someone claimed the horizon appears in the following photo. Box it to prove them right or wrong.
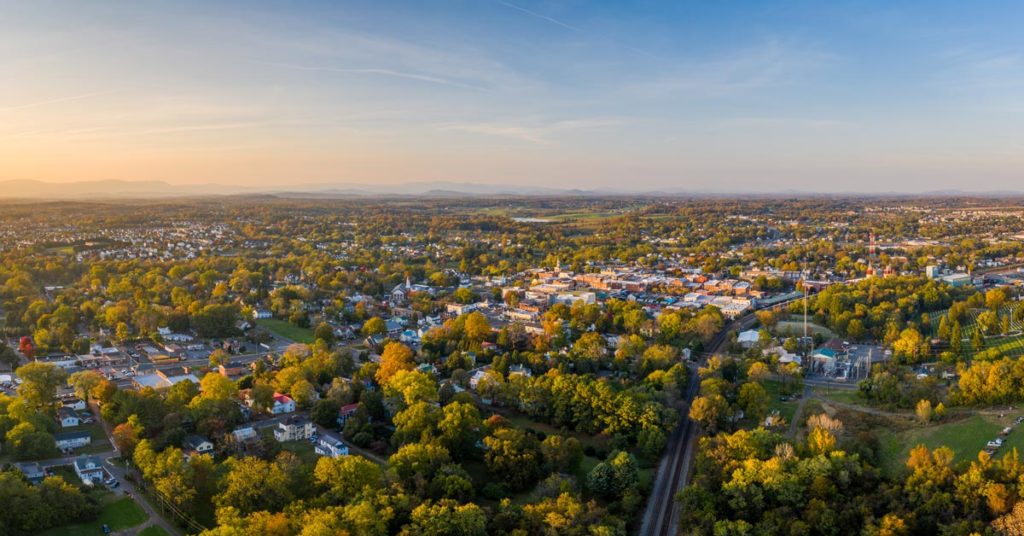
[4,1,1024,192]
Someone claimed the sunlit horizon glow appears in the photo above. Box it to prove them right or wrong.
[3,1,1024,192]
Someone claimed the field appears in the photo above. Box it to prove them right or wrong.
[877,410,1024,476]
[41,495,148,536]
[138,526,171,536]
[762,379,801,422]
[257,318,315,344]
[775,318,836,338]
[927,306,1024,359]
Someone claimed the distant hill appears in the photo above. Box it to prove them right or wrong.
[0,179,1021,200]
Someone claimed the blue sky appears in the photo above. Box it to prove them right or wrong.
[2,0,1024,192]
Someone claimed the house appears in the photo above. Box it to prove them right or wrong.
[274,416,315,442]
[271,393,296,414]
[231,426,258,444]
[58,406,81,428]
[314,433,349,458]
[63,397,88,411]
[183,434,215,458]
[337,403,361,427]
[253,309,273,319]
[15,462,45,483]
[508,364,532,379]
[55,430,92,450]
[737,329,761,348]
[73,456,105,485]
[468,369,490,390]
[218,364,248,381]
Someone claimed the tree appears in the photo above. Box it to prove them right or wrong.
[689,394,728,434]
[208,349,231,368]
[314,322,335,345]
[375,342,415,385]
[215,456,294,514]
[15,361,68,414]
[6,422,58,460]
[67,370,104,401]
[197,372,237,402]
[112,414,143,457]
[311,398,341,427]
[540,435,583,473]
[406,500,488,536]
[484,427,542,491]
[738,382,770,422]
[18,335,34,359]
[915,399,933,423]
[893,328,927,363]
[438,401,483,459]
[463,312,491,345]
[747,362,771,383]
[362,317,386,337]
[314,455,382,504]
[385,370,437,407]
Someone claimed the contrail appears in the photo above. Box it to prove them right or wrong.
[0,89,122,113]
[253,60,488,92]
[494,0,581,32]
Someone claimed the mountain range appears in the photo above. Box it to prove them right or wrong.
[0,179,1021,200]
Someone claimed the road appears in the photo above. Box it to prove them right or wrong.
[639,313,756,536]
[36,405,182,536]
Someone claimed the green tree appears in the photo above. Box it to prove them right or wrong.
[15,361,68,414]
[314,454,382,504]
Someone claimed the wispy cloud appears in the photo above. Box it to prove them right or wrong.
[494,0,581,32]
[441,117,627,144]
[0,89,122,113]
[627,39,831,99]
[252,60,489,92]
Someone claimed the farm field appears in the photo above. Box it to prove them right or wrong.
[257,318,315,344]
[927,305,1024,359]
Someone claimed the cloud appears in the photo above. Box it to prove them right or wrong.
[441,117,627,144]
[627,39,831,98]
[252,60,490,92]
[0,89,122,113]
[494,0,581,32]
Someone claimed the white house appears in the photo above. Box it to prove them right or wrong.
[274,416,315,442]
[58,407,81,428]
[314,433,349,458]
[271,393,296,414]
[468,369,490,390]
[737,329,761,348]
[55,430,92,450]
[73,456,105,485]
[63,398,88,411]
[183,435,215,458]
[231,426,258,444]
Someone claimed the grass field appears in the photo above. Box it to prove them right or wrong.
[877,411,1024,476]
[41,496,148,536]
[257,318,315,343]
[502,413,611,454]
[138,526,171,536]
[763,380,801,422]
[775,320,836,338]
[281,440,320,465]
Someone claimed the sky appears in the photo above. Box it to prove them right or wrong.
[3,0,1024,193]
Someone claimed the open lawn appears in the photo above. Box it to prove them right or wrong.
[258,318,315,344]
[281,440,320,465]
[876,411,1024,476]
[763,379,801,422]
[776,320,835,338]
[41,496,148,536]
